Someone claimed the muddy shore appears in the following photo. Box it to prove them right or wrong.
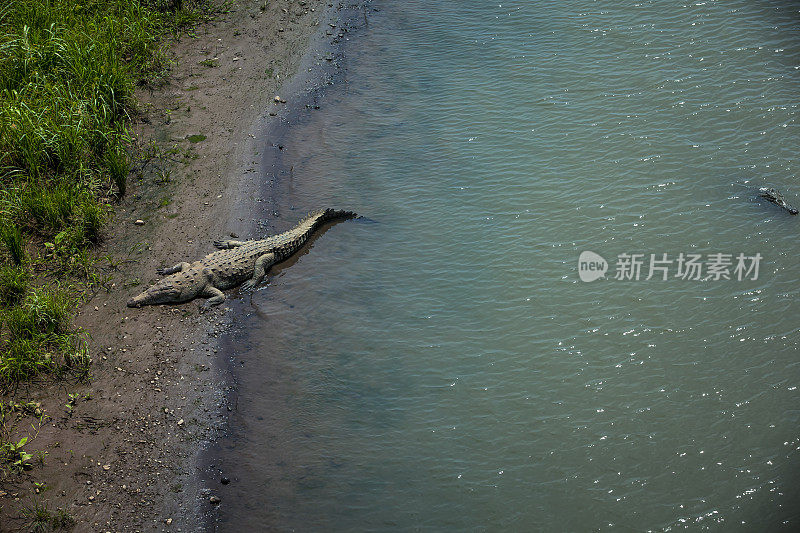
[0,0,353,530]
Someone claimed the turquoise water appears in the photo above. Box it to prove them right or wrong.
[211,1,800,530]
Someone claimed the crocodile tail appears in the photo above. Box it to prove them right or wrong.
[303,208,359,226]
[323,207,358,220]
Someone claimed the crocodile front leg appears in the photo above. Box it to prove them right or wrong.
[241,252,276,291]
[157,262,191,275]
[199,285,226,312]
[213,239,246,249]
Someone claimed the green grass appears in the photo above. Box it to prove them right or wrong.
[0,265,28,305]
[0,286,90,385]
[0,0,219,392]
[0,222,25,265]
[21,499,51,533]
[51,507,76,529]
[20,499,74,531]
[0,1,225,505]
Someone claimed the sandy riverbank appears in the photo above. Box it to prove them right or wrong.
[0,1,331,530]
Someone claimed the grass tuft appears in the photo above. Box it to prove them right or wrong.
[22,499,51,533]
[51,507,76,529]
[78,192,106,244]
[0,286,87,386]
[18,183,76,234]
[106,145,130,198]
[0,265,29,305]
[0,222,25,265]
[24,287,72,336]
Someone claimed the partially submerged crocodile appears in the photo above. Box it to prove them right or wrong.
[759,187,798,215]
[127,208,357,311]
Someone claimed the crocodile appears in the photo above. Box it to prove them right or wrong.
[127,208,358,311]
[759,187,798,215]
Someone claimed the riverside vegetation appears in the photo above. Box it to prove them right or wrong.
[0,0,221,478]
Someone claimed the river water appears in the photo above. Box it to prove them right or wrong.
[208,1,800,530]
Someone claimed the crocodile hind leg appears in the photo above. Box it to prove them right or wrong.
[199,285,226,312]
[157,262,190,275]
[241,252,276,291]
[213,239,246,249]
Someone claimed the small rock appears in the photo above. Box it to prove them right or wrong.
[102,464,110,471]
[88,495,95,501]
[134,219,145,226]
[177,419,184,426]
[166,518,173,525]
[229,233,239,238]
[209,495,221,504]
[220,477,230,485]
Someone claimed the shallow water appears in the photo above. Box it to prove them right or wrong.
[209,1,800,530]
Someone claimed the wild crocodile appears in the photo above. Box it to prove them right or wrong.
[127,208,357,311]
[759,187,798,215]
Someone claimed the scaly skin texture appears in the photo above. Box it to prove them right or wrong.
[759,187,798,215]
[127,208,357,311]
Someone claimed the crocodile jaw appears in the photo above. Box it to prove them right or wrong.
[127,282,183,308]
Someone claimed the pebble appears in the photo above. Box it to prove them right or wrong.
[209,495,221,504]
[166,518,173,525]
[134,219,145,225]
[220,477,230,485]
[177,419,184,426]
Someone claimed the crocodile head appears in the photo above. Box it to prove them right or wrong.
[127,281,183,308]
